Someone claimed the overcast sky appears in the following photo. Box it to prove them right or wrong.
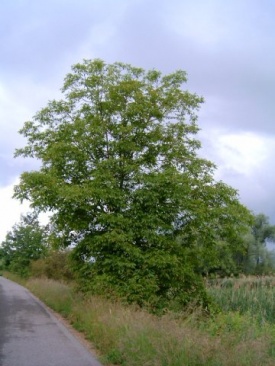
[1,0,275,241]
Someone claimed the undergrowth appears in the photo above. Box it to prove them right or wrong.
[24,277,275,366]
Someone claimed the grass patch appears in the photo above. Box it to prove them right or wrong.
[27,278,75,317]
[2,271,28,286]
[19,277,275,365]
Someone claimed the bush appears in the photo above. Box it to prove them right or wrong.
[31,250,74,281]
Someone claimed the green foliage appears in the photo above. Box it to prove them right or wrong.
[14,59,252,308]
[0,211,48,277]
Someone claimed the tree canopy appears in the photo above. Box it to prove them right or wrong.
[14,59,252,308]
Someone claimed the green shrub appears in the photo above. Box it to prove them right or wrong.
[31,250,74,281]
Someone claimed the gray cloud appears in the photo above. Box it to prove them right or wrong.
[0,0,275,224]
[110,0,275,134]
[0,1,127,83]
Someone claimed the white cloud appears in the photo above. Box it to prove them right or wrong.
[0,180,30,243]
[199,129,275,220]
[0,179,51,243]
[215,132,271,176]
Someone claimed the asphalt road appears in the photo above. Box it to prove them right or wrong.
[0,276,102,366]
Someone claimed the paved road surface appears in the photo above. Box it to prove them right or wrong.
[0,276,102,366]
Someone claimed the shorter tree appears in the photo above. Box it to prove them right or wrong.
[0,211,48,277]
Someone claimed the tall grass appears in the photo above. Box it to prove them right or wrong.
[208,276,275,324]
[25,278,275,366]
[2,270,27,286]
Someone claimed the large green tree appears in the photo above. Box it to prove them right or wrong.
[14,59,252,308]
